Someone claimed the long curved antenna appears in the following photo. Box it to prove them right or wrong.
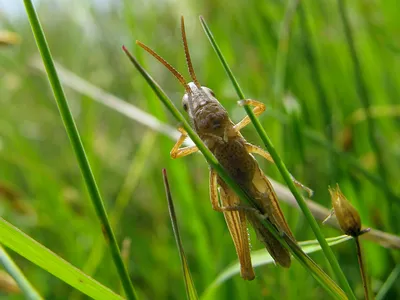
[136,40,191,93]
[180,16,201,88]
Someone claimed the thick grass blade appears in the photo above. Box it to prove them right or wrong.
[0,245,42,299]
[122,46,346,300]
[201,235,352,300]
[162,169,198,300]
[22,1,136,299]
[200,16,356,300]
[0,218,123,300]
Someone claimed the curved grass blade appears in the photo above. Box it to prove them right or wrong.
[163,169,198,300]
[0,245,42,299]
[199,16,355,300]
[201,235,352,299]
[122,46,345,300]
[22,1,136,298]
[0,218,123,300]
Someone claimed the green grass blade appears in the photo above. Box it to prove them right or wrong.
[122,46,346,300]
[163,169,198,300]
[375,264,400,300]
[0,218,123,300]
[22,1,136,299]
[0,245,42,299]
[200,16,356,300]
[201,235,352,300]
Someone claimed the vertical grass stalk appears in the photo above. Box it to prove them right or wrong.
[162,169,198,300]
[22,1,136,299]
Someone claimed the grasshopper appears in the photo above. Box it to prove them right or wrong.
[134,16,312,280]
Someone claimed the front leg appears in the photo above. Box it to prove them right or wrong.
[234,99,266,132]
[170,127,199,159]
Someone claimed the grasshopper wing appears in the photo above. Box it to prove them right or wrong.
[247,163,295,268]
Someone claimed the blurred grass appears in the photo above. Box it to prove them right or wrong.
[0,0,399,299]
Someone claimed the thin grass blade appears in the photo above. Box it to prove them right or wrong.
[162,169,198,300]
[22,1,136,298]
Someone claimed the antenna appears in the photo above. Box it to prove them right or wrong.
[136,41,191,93]
[180,16,201,88]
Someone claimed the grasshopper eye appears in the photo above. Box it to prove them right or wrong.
[182,98,189,112]
[182,94,189,112]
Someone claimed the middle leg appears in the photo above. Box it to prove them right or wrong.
[245,143,314,197]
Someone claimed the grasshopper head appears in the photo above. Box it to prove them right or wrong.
[182,82,229,135]
[182,82,217,118]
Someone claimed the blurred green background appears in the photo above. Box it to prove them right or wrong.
[0,0,399,299]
